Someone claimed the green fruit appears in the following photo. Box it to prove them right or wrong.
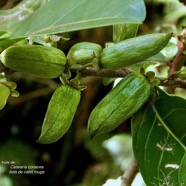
[113,24,139,43]
[67,42,102,66]
[0,83,10,110]
[37,85,81,144]
[103,24,139,86]
[1,45,67,78]
[100,33,172,70]
[88,73,151,138]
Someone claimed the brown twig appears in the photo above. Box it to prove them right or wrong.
[80,67,131,78]
[159,77,186,89]
[165,27,186,93]
[169,28,186,77]
[71,66,186,89]
[121,159,139,186]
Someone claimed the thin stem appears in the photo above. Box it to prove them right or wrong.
[80,67,131,78]
[121,159,139,186]
[169,27,186,77]
[159,77,186,89]
[165,27,186,93]
[71,65,186,89]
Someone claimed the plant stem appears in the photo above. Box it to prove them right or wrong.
[165,27,186,93]
[169,27,186,77]
[80,67,131,78]
[71,65,186,89]
[159,78,186,89]
[121,159,139,186]
[169,47,186,77]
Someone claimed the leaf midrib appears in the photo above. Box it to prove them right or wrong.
[155,108,186,151]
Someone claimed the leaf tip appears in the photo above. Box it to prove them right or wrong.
[36,134,56,144]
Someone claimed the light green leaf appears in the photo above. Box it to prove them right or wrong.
[10,0,146,38]
[127,52,167,71]
[132,87,186,185]
[0,0,49,31]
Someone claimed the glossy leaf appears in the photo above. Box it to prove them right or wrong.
[132,87,186,185]
[0,0,48,31]
[10,0,146,37]
[127,52,167,71]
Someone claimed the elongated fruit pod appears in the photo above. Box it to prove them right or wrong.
[103,24,139,86]
[0,45,67,78]
[67,42,102,66]
[0,83,10,110]
[88,73,151,138]
[100,33,172,70]
[113,24,139,43]
[37,85,80,144]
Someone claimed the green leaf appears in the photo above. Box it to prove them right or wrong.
[132,87,186,185]
[10,0,146,38]
[127,52,167,71]
[161,38,179,60]
[0,0,48,31]
[143,52,167,63]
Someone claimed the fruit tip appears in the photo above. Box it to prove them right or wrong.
[88,130,97,139]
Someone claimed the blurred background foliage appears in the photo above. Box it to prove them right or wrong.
[0,0,186,186]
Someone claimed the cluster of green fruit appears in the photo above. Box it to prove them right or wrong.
[0,32,172,143]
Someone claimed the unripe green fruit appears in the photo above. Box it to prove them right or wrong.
[100,33,172,70]
[1,45,67,78]
[37,85,81,144]
[113,24,139,43]
[67,42,102,66]
[0,83,10,110]
[88,73,151,138]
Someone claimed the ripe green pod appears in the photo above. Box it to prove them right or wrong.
[37,85,81,144]
[100,33,172,70]
[0,83,10,110]
[113,24,139,43]
[0,45,67,78]
[67,42,102,66]
[88,73,151,138]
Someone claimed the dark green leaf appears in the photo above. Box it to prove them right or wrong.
[132,87,186,185]
[10,0,146,37]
